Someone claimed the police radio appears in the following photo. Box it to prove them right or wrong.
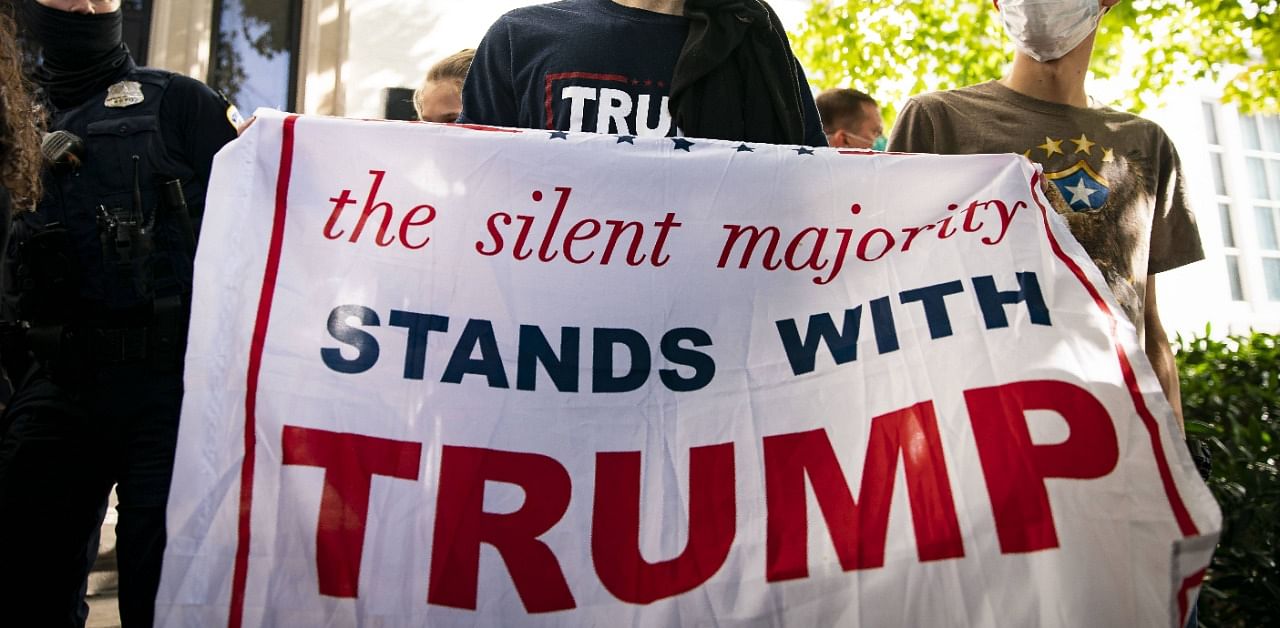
[40,130,85,169]
[96,155,155,303]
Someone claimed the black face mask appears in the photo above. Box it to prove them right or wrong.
[24,1,134,108]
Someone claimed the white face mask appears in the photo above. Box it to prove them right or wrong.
[997,0,1101,62]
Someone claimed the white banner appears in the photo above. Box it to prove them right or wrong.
[157,110,1220,627]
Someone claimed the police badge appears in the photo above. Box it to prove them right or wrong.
[105,80,145,108]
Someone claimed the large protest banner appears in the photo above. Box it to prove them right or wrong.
[157,110,1219,627]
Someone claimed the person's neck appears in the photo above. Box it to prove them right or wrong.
[999,34,1094,108]
[612,0,684,16]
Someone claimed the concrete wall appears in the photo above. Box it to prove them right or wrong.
[147,0,214,79]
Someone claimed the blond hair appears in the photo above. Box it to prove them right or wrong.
[414,49,475,120]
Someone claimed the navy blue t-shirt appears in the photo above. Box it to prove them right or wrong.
[459,0,826,146]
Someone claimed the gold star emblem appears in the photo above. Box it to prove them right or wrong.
[1070,134,1095,155]
[1023,149,1032,160]
[1038,137,1064,157]
[1102,147,1115,163]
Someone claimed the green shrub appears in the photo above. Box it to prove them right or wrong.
[1176,329,1279,627]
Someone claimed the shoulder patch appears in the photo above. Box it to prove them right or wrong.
[227,103,245,129]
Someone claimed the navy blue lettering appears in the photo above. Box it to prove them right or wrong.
[592,328,651,393]
[389,310,449,380]
[321,305,380,374]
[442,319,510,388]
[658,327,716,392]
[899,281,965,339]
[775,308,861,376]
[517,325,580,392]
[972,273,1052,329]
[869,296,900,354]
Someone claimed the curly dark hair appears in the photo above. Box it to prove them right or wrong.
[0,10,43,205]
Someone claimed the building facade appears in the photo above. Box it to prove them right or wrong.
[1148,90,1280,336]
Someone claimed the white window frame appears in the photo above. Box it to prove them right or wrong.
[1214,102,1280,313]
[1203,102,1247,302]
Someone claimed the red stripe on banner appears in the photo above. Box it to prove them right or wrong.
[1028,171,1199,537]
[1178,567,1207,626]
[229,114,300,628]
[543,72,631,130]
[449,123,522,133]
[834,150,913,156]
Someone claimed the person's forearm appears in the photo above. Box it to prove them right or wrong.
[1143,276,1184,435]
[1146,334,1184,434]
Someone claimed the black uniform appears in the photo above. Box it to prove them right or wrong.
[0,3,237,626]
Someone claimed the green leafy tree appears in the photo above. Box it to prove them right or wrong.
[1177,330,1279,627]
[791,0,1279,124]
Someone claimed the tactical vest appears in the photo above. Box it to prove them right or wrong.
[6,68,200,325]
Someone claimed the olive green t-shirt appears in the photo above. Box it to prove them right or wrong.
[888,80,1204,337]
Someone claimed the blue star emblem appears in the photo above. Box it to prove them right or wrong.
[794,147,814,155]
[736,143,754,152]
[549,131,568,140]
[672,137,695,151]
[617,135,635,144]
[1046,160,1110,211]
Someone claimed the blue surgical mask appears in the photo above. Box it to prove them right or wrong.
[872,136,888,152]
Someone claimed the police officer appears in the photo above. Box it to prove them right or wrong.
[0,1,238,625]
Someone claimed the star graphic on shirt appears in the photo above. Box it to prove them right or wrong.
[794,147,814,155]
[736,143,754,152]
[672,137,694,151]
[1022,149,1032,160]
[549,131,568,140]
[1038,136,1064,157]
[1102,147,1116,163]
[617,135,635,144]
[1046,160,1109,211]
[1064,178,1100,207]
[1070,134,1095,155]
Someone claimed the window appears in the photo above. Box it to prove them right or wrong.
[1205,103,1247,301]
[1226,256,1245,301]
[1219,202,1245,300]
[1210,151,1228,196]
[1202,101,1220,145]
[1240,112,1280,300]
[207,0,302,114]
